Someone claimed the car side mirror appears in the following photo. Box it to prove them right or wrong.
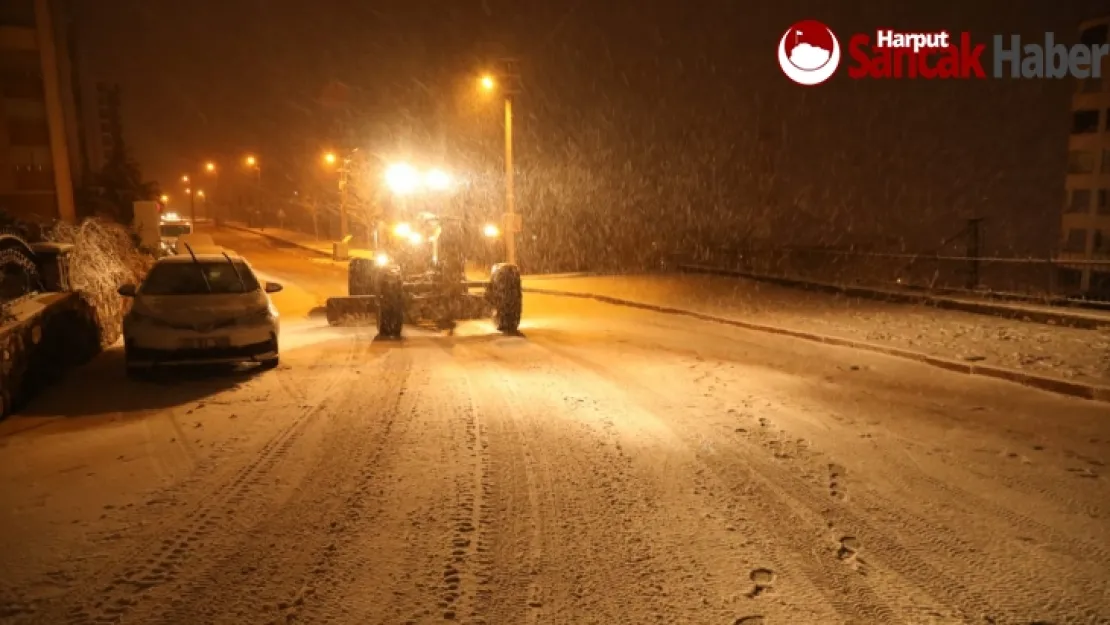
[117,284,137,297]
[264,282,283,294]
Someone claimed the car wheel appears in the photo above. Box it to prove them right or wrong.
[259,357,279,370]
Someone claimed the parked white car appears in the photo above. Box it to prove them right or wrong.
[118,247,282,374]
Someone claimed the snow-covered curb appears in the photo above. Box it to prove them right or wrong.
[676,263,1110,331]
[222,223,335,258]
[523,286,1110,404]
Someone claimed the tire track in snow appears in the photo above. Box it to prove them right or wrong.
[289,345,466,625]
[526,335,914,624]
[146,346,413,624]
[45,341,364,625]
[454,346,551,625]
[469,340,737,624]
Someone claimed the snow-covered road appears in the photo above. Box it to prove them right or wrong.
[0,227,1107,624]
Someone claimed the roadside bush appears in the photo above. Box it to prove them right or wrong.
[47,218,153,347]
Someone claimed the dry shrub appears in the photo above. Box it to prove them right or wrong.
[47,218,153,346]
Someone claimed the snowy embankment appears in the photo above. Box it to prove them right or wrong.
[522,274,1110,389]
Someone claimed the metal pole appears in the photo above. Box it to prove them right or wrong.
[338,162,349,239]
[966,217,982,290]
[504,94,516,265]
[190,187,196,225]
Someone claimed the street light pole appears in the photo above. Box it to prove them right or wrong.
[189,188,196,224]
[504,93,516,265]
[338,162,349,240]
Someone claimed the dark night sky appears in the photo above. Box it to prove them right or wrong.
[73,1,1110,254]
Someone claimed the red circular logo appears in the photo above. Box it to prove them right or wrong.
[778,20,841,85]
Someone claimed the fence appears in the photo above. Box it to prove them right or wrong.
[671,246,1110,304]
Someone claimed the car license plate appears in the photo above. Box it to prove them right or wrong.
[181,337,230,349]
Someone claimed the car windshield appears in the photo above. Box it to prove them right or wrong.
[140,260,260,295]
[160,224,191,237]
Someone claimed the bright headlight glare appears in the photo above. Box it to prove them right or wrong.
[375,252,390,266]
[385,163,420,195]
[408,232,424,245]
[392,222,412,237]
[425,169,452,190]
[483,223,500,238]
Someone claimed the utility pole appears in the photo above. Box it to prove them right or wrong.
[504,92,515,265]
[501,58,520,265]
[338,164,349,239]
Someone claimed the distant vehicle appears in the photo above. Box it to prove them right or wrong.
[117,244,283,375]
[158,212,193,255]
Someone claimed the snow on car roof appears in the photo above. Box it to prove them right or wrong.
[161,247,244,262]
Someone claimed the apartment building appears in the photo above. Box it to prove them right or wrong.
[0,0,83,224]
[1062,16,1110,294]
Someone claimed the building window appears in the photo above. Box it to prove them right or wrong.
[1074,110,1101,133]
[1064,229,1088,252]
[1068,189,1092,213]
[1069,150,1096,173]
[1096,230,1108,253]
[1082,24,1109,47]
[1100,190,1110,215]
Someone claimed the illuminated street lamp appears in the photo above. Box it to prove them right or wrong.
[245,155,257,167]
[160,194,169,203]
[181,174,190,183]
[478,70,518,264]
[196,190,205,198]
[323,152,337,165]
[205,162,216,173]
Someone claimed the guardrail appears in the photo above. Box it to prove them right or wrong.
[667,247,1110,305]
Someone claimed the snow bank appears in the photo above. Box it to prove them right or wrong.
[47,219,152,347]
[523,274,1110,384]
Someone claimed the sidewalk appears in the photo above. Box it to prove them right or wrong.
[223,222,376,260]
[678,263,1110,330]
[523,274,1110,396]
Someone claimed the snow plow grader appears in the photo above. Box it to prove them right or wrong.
[324,212,521,338]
